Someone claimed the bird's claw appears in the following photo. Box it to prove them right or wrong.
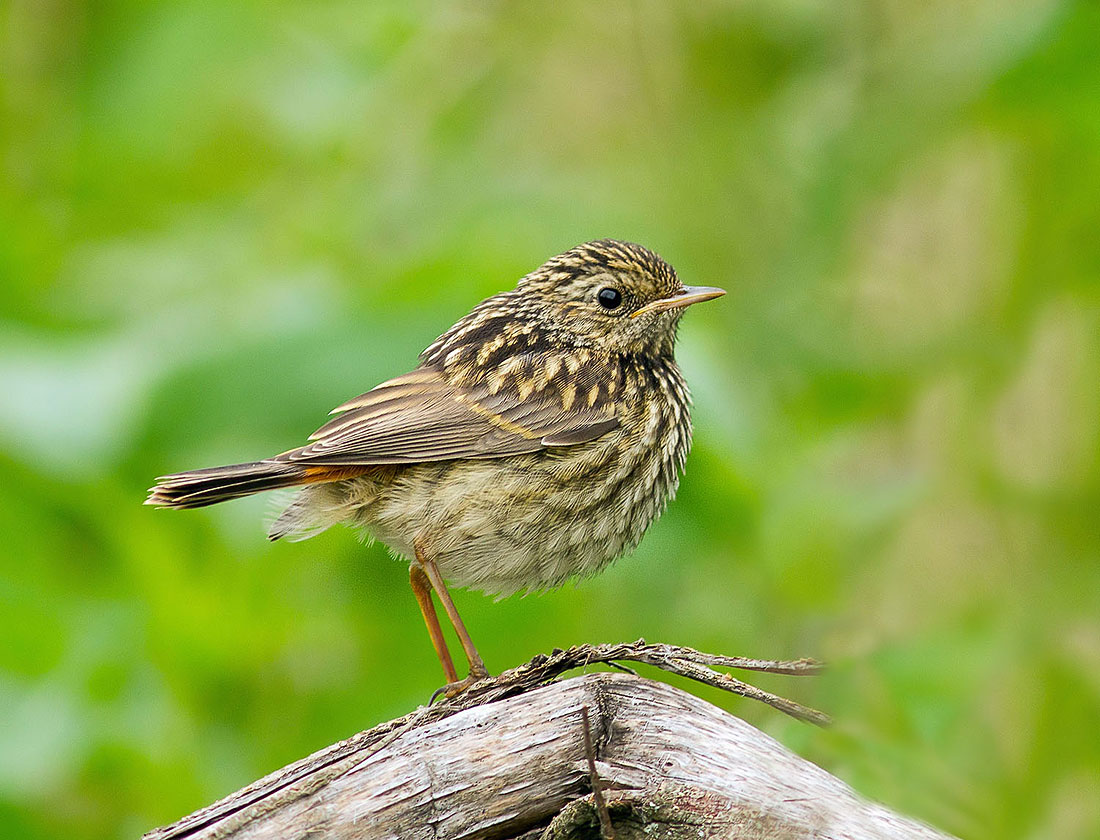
[429,666,491,704]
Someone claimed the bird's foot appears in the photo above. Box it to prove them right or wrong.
[430,664,491,704]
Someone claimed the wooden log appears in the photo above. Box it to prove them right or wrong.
[145,671,955,840]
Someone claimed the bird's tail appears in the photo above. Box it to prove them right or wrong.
[145,461,366,510]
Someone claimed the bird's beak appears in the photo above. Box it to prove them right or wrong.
[630,285,726,319]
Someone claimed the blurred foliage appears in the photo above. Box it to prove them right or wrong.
[2,1,1099,838]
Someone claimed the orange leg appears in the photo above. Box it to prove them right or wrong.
[415,541,489,680]
[409,565,459,683]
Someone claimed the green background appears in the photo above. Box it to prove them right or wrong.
[2,2,1099,838]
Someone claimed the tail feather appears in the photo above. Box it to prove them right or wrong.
[146,461,311,509]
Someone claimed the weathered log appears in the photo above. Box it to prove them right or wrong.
[145,651,955,840]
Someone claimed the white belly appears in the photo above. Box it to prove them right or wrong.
[362,422,688,596]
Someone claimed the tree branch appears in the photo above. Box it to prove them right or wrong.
[430,640,828,725]
[144,643,951,840]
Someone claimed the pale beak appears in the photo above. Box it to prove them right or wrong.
[630,285,726,319]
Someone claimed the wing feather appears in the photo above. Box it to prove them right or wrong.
[275,362,619,466]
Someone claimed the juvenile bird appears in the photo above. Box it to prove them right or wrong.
[147,240,724,692]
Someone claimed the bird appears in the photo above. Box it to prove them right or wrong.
[146,239,724,692]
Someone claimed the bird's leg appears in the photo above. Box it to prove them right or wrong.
[414,541,490,684]
[409,565,459,683]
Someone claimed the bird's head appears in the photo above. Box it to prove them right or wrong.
[518,239,724,357]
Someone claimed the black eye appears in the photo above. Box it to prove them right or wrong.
[597,287,622,310]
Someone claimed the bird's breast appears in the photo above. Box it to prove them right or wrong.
[358,356,693,596]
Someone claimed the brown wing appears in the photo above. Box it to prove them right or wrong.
[274,362,619,466]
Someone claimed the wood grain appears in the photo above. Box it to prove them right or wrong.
[145,672,955,840]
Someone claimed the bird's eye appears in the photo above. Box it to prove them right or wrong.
[597,287,623,310]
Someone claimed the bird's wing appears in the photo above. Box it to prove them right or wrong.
[274,361,620,466]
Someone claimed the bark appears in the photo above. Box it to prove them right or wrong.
[144,646,954,840]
